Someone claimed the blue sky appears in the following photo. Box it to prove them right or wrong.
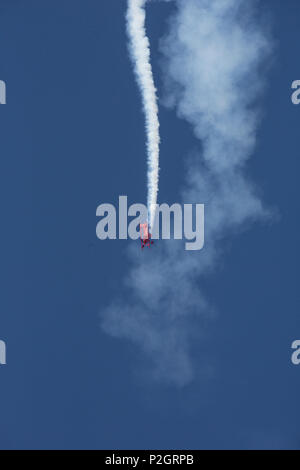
[0,0,299,450]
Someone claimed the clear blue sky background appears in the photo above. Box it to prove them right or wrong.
[0,0,299,450]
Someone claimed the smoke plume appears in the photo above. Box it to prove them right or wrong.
[127,0,160,229]
[101,0,272,386]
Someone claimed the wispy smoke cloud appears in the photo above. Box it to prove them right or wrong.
[101,0,272,386]
[127,0,160,229]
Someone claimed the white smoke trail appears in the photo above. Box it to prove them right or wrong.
[127,0,160,230]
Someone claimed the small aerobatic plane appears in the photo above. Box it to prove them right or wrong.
[140,223,154,249]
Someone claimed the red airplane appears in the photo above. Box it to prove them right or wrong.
[140,223,154,249]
